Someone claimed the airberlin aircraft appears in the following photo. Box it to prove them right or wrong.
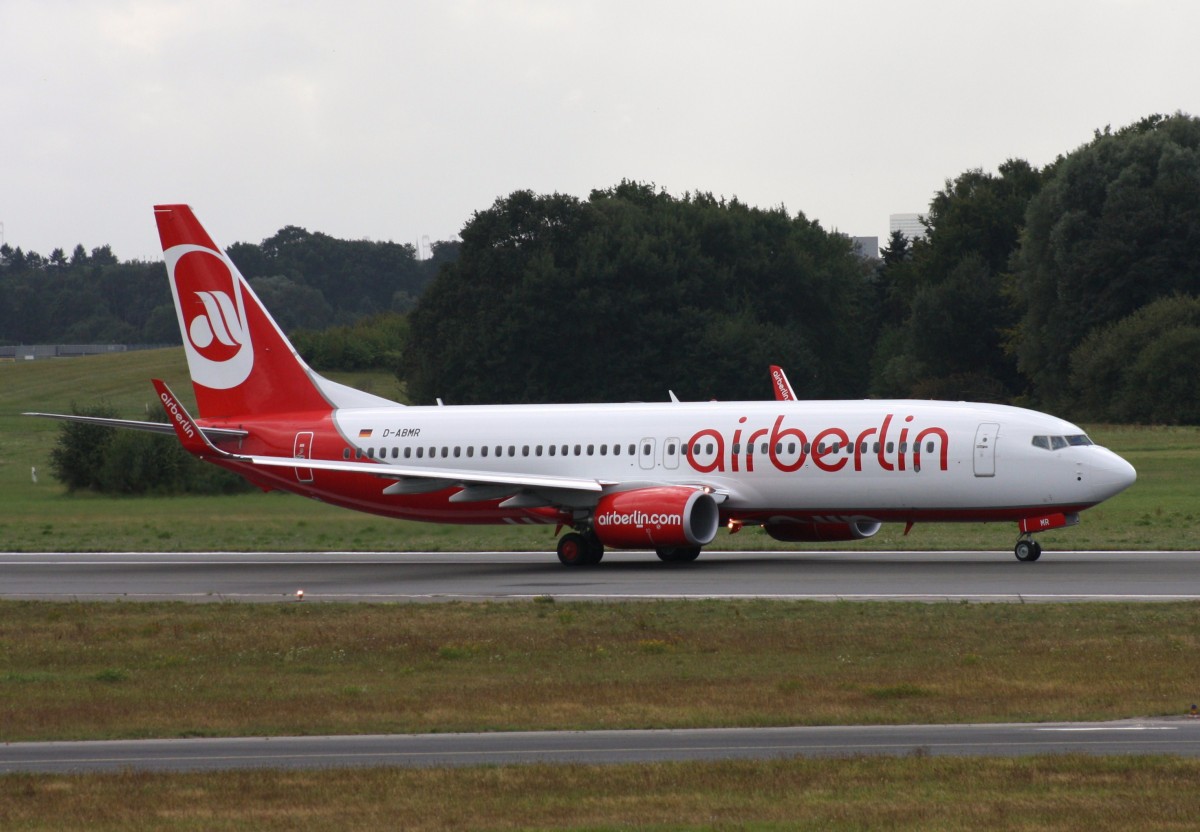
[29,205,1137,565]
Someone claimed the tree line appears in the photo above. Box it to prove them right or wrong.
[406,112,1200,425]
[0,226,454,348]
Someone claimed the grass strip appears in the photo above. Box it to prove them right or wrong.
[4,756,1200,831]
[2,600,1198,742]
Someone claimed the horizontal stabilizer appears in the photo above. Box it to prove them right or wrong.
[23,411,247,443]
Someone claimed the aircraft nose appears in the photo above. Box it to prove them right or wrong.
[1089,449,1137,500]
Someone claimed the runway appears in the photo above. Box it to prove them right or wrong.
[1,550,1199,603]
[4,720,1200,774]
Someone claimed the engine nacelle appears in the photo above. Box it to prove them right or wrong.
[763,518,883,543]
[593,487,719,550]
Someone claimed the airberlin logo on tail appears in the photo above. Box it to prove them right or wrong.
[165,244,254,390]
[188,290,246,361]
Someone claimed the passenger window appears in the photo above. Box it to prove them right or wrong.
[454,447,461,458]
[405,447,412,459]
[392,447,399,459]
[588,444,595,455]
[416,448,424,459]
[613,444,621,456]
[367,448,375,459]
[600,444,607,455]
[535,445,543,456]
[467,447,474,458]
[522,446,530,457]
[549,445,556,456]
[628,444,635,455]
[666,443,676,455]
[508,446,516,456]
[642,443,651,456]
[343,448,351,460]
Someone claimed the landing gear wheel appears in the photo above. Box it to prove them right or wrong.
[1014,539,1043,562]
[581,531,605,565]
[558,531,604,566]
[655,546,702,563]
[558,532,588,566]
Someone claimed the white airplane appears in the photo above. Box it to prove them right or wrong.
[29,205,1137,564]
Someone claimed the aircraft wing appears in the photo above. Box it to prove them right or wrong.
[23,412,249,443]
[242,453,611,492]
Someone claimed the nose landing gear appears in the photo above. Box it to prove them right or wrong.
[1014,534,1043,562]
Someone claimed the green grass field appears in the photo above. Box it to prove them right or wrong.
[1,349,1196,553]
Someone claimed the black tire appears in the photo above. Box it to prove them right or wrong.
[558,532,588,566]
[1014,540,1042,562]
[582,532,605,565]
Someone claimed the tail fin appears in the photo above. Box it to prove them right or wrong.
[155,204,338,418]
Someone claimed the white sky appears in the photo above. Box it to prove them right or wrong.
[2,0,1197,261]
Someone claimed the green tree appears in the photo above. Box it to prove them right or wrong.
[1069,294,1200,423]
[1010,113,1200,407]
[870,160,1043,400]
[404,183,874,404]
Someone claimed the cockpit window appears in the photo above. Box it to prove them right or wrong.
[1033,434,1094,451]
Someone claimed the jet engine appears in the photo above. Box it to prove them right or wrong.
[593,487,719,550]
[763,518,883,543]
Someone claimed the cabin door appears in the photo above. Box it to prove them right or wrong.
[973,423,999,477]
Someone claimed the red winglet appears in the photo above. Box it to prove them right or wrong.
[152,379,226,458]
[769,365,796,401]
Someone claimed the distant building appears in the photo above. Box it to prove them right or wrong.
[850,236,879,260]
[0,344,166,362]
[889,213,927,241]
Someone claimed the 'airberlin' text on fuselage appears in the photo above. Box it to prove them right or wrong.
[685,414,949,474]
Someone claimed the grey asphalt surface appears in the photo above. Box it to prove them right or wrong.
[1,549,1198,602]
[5,720,1200,774]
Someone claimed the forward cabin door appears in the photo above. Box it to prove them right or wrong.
[973,423,999,477]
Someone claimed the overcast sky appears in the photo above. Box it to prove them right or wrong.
[3,1,1197,261]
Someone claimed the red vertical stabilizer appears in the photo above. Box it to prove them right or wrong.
[153,204,331,419]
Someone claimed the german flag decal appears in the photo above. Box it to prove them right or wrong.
[358,428,373,438]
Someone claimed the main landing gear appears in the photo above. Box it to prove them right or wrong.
[1014,534,1043,562]
[557,530,604,566]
